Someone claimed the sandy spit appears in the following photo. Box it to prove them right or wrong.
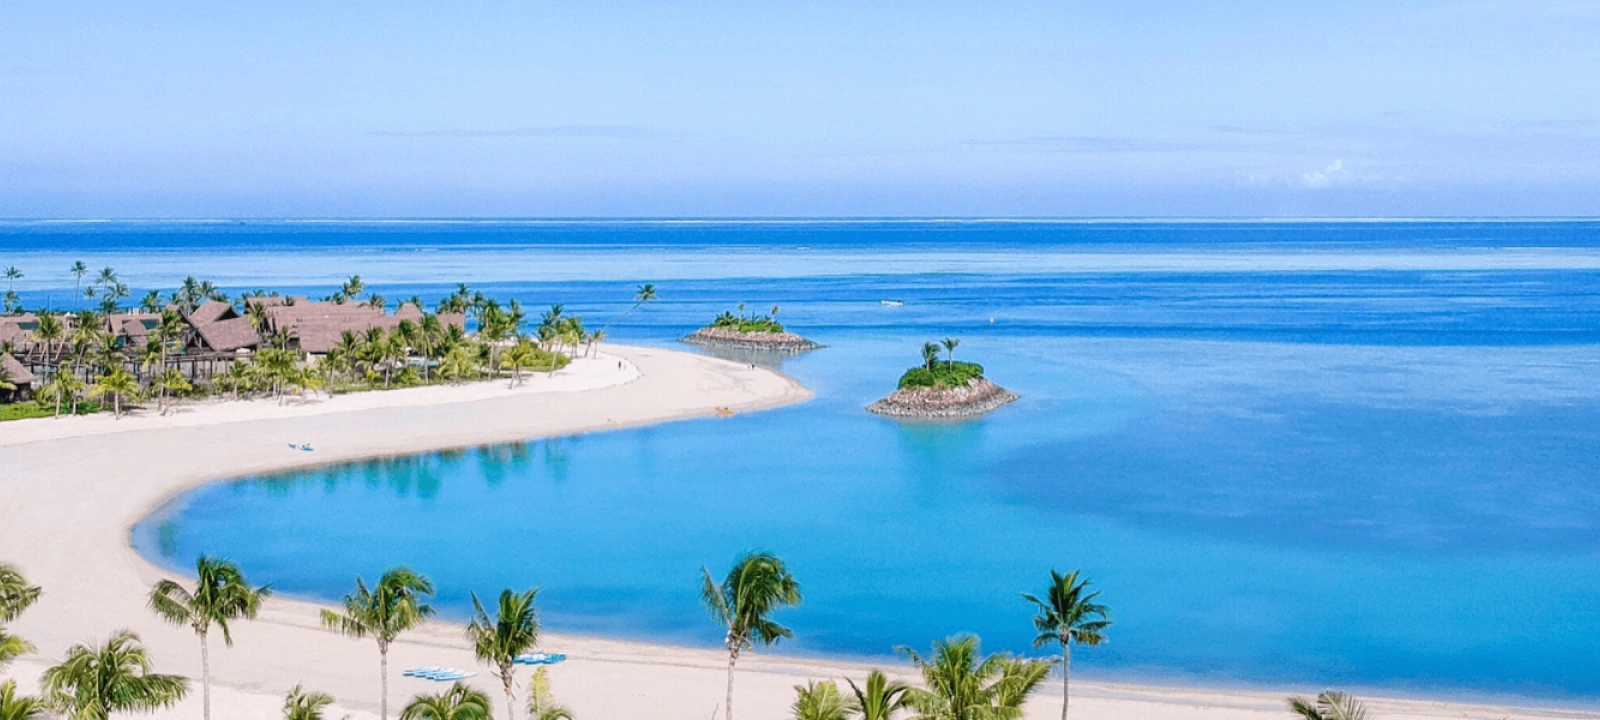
[0,345,1590,720]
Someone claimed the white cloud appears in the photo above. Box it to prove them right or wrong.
[1302,159,1347,189]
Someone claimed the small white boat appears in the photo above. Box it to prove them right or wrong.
[881,300,904,307]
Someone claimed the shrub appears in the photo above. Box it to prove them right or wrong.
[898,361,984,389]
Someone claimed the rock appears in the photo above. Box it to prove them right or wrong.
[681,327,822,354]
[866,377,1019,419]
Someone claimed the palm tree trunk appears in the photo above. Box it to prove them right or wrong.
[380,642,390,720]
[200,630,212,720]
[502,667,517,720]
[724,648,738,720]
[1061,643,1071,720]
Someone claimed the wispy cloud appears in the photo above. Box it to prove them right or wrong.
[956,135,1217,153]
[366,125,660,139]
[1302,159,1348,189]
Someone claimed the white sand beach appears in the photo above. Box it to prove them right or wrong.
[0,344,1591,720]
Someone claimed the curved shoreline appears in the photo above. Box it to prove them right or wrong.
[0,345,1591,720]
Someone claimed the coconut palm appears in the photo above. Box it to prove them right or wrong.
[1289,691,1370,720]
[846,670,909,720]
[467,587,542,720]
[42,630,188,720]
[0,680,47,720]
[0,565,40,668]
[38,371,85,418]
[941,338,960,368]
[88,367,140,418]
[1021,570,1110,720]
[71,261,88,309]
[701,551,802,720]
[897,635,1050,720]
[3,266,20,294]
[148,556,272,720]
[600,282,657,337]
[400,683,491,720]
[793,680,849,720]
[283,684,334,720]
[0,564,40,622]
[921,342,941,371]
[525,668,571,720]
[500,341,538,388]
[33,312,63,357]
[321,568,437,720]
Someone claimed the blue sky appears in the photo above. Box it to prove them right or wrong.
[2,1,1596,217]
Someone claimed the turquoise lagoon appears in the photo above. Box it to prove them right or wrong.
[9,221,1589,698]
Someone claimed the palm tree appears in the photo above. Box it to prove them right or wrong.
[941,338,959,368]
[501,341,538,388]
[4,266,20,294]
[525,668,571,720]
[33,311,63,358]
[1021,570,1109,720]
[467,587,542,720]
[600,282,657,337]
[400,683,491,720]
[88,367,140,418]
[1289,691,1370,720]
[0,565,40,668]
[42,630,188,720]
[701,551,802,720]
[0,680,47,720]
[148,556,272,720]
[321,568,437,720]
[897,636,1050,720]
[920,342,941,371]
[794,680,849,720]
[846,670,909,720]
[283,684,335,720]
[71,261,88,310]
[38,371,84,418]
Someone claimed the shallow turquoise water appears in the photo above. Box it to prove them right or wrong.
[24,220,1585,699]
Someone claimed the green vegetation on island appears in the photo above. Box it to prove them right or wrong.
[707,303,785,334]
[0,265,661,421]
[897,339,981,389]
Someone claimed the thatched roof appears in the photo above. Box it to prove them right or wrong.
[1,353,36,386]
[187,300,239,325]
[0,320,25,345]
[394,303,424,322]
[438,313,466,329]
[193,316,261,352]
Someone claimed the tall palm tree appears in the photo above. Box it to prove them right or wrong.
[466,587,542,720]
[1021,570,1109,720]
[921,342,941,371]
[793,680,849,720]
[42,630,188,720]
[3,267,20,294]
[148,556,272,720]
[941,338,960,368]
[846,670,909,720]
[33,311,63,358]
[1289,691,1370,720]
[71,261,88,310]
[283,684,335,720]
[0,680,48,720]
[38,371,84,418]
[897,636,1050,720]
[600,282,658,337]
[400,683,491,720]
[88,367,140,419]
[701,551,802,720]
[321,568,437,720]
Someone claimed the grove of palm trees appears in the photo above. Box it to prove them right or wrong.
[0,269,655,422]
[0,555,1384,720]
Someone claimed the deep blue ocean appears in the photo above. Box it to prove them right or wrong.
[7,220,1600,700]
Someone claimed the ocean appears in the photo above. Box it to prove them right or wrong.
[6,220,1599,699]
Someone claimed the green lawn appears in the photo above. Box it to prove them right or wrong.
[0,401,106,422]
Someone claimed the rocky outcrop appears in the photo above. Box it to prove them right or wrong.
[866,377,1019,419]
[681,327,821,354]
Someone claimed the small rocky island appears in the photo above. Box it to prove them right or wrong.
[867,340,1018,418]
[682,305,821,354]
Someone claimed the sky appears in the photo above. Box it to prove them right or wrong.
[1,1,1597,218]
